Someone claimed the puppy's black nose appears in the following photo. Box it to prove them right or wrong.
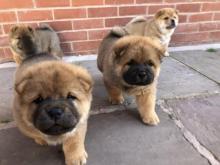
[47,108,63,120]
[171,19,175,26]
[138,71,146,79]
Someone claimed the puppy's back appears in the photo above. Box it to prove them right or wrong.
[97,31,123,72]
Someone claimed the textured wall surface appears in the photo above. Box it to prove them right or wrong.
[0,0,220,60]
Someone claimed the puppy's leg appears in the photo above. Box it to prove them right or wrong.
[13,53,22,64]
[63,123,88,165]
[104,79,124,104]
[135,89,160,125]
[34,137,48,145]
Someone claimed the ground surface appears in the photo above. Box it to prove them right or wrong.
[0,50,220,165]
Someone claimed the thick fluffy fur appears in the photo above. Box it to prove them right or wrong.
[98,35,165,125]
[112,8,179,56]
[13,54,93,165]
[9,24,63,64]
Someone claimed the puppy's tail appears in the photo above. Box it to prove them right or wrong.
[37,23,54,31]
[127,16,147,25]
[110,26,128,37]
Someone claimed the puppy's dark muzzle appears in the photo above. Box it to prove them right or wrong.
[167,19,176,29]
[34,99,79,136]
[123,64,154,86]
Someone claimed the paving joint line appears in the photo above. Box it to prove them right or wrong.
[158,100,220,165]
[170,56,220,86]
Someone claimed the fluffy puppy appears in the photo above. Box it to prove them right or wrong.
[98,34,165,125]
[9,24,63,64]
[13,53,93,165]
[112,8,179,56]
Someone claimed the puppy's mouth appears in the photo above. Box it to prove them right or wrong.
[166,20,176,29]
[166,24,176,29]
[34,99,79,136]
[123,64,154,86]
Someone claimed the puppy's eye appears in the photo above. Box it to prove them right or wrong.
[127,60,136,66]
[33,96,44,104]
[147,60,155,67]
[67,93,77,100]
[173,16,177,19]
[16,37,21,40]
[164,17,169,20]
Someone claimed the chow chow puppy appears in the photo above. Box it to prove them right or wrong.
[13,53,93,165]
[98,33,165,125]
[9,24,63,64]
[112,8,179,56]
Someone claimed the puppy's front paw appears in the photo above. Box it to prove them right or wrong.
[35,138,47,145]
[142,112,160,125]
[66,150,88,165]
[109,96,124,105]
[164,51,169,56]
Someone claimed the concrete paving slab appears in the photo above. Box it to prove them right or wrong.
[1,54,220,121]
[171,50,220,83]
[0,68,15,122]
[165,94,220,161]
[0,109,208,165]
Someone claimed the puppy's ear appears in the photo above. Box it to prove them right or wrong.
[27,26,34,34]
[10,25,19,34]
[15,78,30,95]
[77,74,93,93]
[114,42,130,58]
[175,9,179,15]
[155,9,165,18]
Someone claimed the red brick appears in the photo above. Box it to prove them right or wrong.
[58,31,87,42]
[175,23,199,33]
[3,23,38,34]
[39,21,72,32]
[176,3,201,13]
[4,48,13,57]
[210,31,220,41]
[35,0,70,7]
[73,40,101,51]
[119,6,146,16]
[179,15,187,23]
[88,29,109,40]
[73,19,104,30]
[18,10,53,22]
[74,50,97,55]
[189,13,213,22]
[72,0,103,6]
[105,17,132,27]
[0,12,17,23]
[136,0,162,3]
[199,23,218,31]
[0,36,9,47]
[164,0,191,2]
[54,9,86,19]
[0,0,33,9]
[214,13,220,21]
[192,0,216,1]
[0,25,3,35]
[88,7,117,18]
[171,32,210,43]
[60,43,73,53]
[148,5,175,14]
[0,48,5,58]
[202,2,220,11]
[105,0,134,5]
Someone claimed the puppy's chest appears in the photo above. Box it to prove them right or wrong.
[159,35,171,46]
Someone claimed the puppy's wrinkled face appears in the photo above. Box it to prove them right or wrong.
[9,25,36,55]
[154,8,179,33]
[113,36,165,87]
[15,61,93,136]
